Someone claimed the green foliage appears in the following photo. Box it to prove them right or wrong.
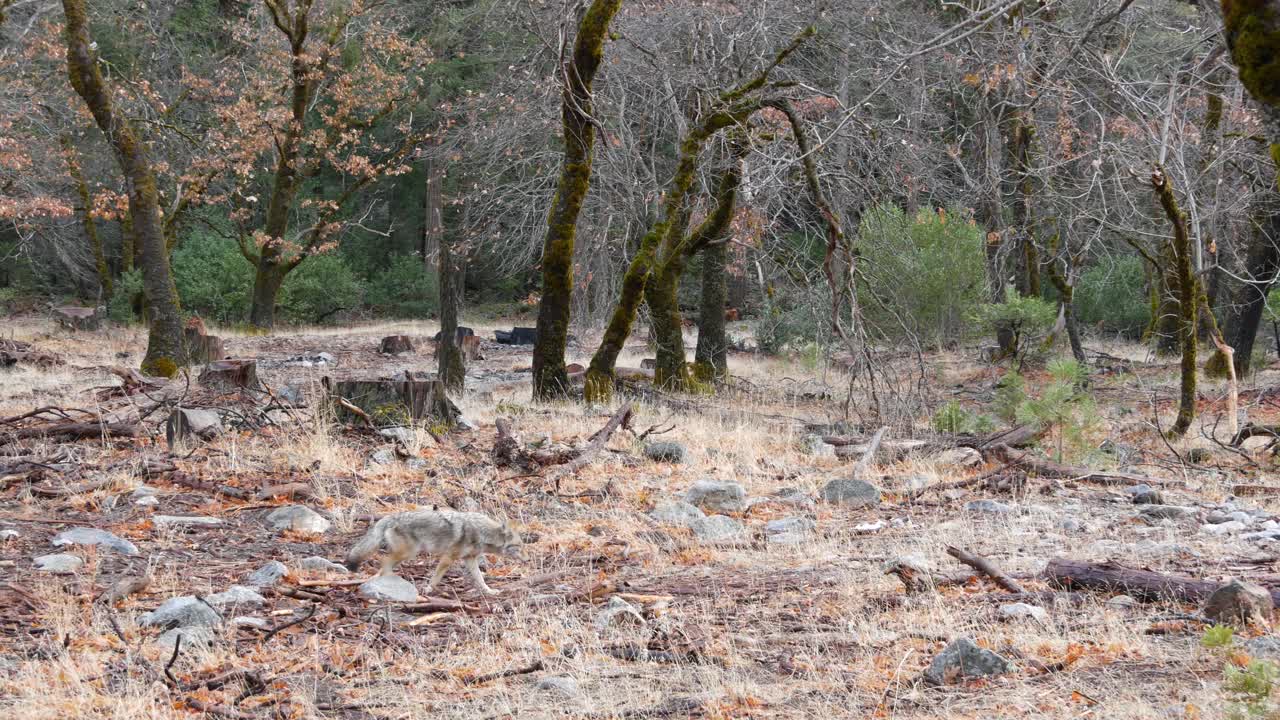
[1075,256,1151,338]
[279,255,365,325]
[1224,660,1280,720]
[975,287,1058,362]
[1202,625,1236,649]
[754,292,822,355]
[859,205,987,348]
[992,371,1027,424]
[1014,359,1099,462]
[365,255,439,318]
[107,269,144,324]
[171,235,254,324]
[932,400,995,435]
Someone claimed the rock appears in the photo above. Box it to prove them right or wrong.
[1202,521,1247,536]
[1131,489,1165,505]
[649,501,705,527]
[232,616,269,630]
[767,532,811,545]
[154,627,214,651]
[1231,511,1255,525]
[282,352,335,368]
[901,475,930,493]
[800,435,836,458]
[153,515,223,528]
[207,586,266,609]
[133,485,158,498]
[35,553,82,574]
[494,327,537,345]
[594,596,645,631]
[998,603,1048,622]
[265,505,330,534]
[644,442,687,464]
[690,515,745,542]
[1106,595,1137,608]
[853,520,887,534]
[165,407,223,447]
[368,448,397,465]
[765,517,816,535]
[1058,517,1085,533]
[1245,530,1280,543]
[0,529,19,541]
[456,415,479,432]
[378,426,415,444]
[771,488,815,508]
[1244,636,1280,660]
[533,674,581,697]
[1206,511,1234,524]
[52,527,139,556]
[684,480,747,513]
[359,575,419,602]
[1139,505,1194,521]
[141,597,221,629]
[933,446,982,469]
[135,496,159,507]
[276,382,306,406]
[1204,579,1275,626]
[406,458,428,470]
[923,638,1015,685]
[819,478,881,508]
[246,561,288,588]
[298,556,348,574]
[965,499,1014,514]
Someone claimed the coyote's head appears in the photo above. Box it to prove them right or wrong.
[490,521,523,557]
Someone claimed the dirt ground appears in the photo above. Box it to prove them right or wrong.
[2,316,1279,719]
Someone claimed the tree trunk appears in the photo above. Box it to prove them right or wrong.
[438,233,466,392]
[1152,170,1198,436]
[531,0,622,401]
[62,135,110,298]
[646,264,688,390]
[61,0,184,376]
[694,241,729,379]
[249,262,287,329]
[1222,215,1280,375]
[422,155,444,267]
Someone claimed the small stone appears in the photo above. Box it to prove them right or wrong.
[277,382,305,406]
[0,528,19,541]
[771,488,815,508]
[406,458,428,470]
[534,674,581,697]
[265,505,330,534]
[132,485,158,498]
[298,556,349,574]
[901,475,930,492]
[1245,530,1280,542]
[1131,489,1165,505]
[1058,518,1084,533]
[232,616,269,630]
[153,515,223,528]
[35,553,82,574]
[594,596,645,632]
[1244,636,1280,660]
[1204,579,1274,627]
[644,441,687,464]
[154,627,214,651]
[684,480,747,513]
[853,520,886,534]
[1202,521,1247,536]
[649,501,706,527]
[135,496,160,507]
[690,515,746,542]
[965,499,1014,514]
[165,407,223,447]
[52,527,139,556]
[378,427,414,444]
[207,585,266,609]
[1231,511,1255,525]
[358,575,419,602]
[141,597,221,629]
[765,517,816,535]
[820,478,881,508]
[456,416,479,432]
[368,448,397,465]
[246,561,288,588]
[1139,505,1194,521]
[933,446,982,469]
[923,638,1014,685]
[998,603,1048,622]
[1206,511,1234,524]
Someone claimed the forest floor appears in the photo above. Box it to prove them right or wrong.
[2,315,1280,719]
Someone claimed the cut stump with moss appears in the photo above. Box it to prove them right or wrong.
[198,359,260,393]
[324,374,459,427]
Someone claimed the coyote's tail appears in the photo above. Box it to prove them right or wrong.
[345,516,388,571]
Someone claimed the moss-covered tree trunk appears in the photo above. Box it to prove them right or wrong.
[1152,169,1199,436]
[694,240,729,379]
[1046,235,1085,363]
[1222,217,1280,374]
[61,0,184,376]
[249,263,287,328]
[61,135,110,299]
[530,0,622,400]
[438,232,465,392]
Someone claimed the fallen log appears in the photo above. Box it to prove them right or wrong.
[1232,484,1280,498]
[946,545,1025,594]
[961,424,1045,451]
[28,476,115,497]
[1,421,139,443]
[986,444,1173,487]
[1043,558,1280,605]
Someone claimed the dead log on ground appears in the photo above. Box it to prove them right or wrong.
[198,360,260,393]
[987,444,1174,487]
[961,424,1045,451]
[1232,484,1280,497]
[2,421,139,444]
[28,476,115,497]
[946,545,1026,593]
[1043,558,1280,604]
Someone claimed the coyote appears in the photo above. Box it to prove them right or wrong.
[344,510,521,596]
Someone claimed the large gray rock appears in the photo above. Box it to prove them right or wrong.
[35,553,83,574]
[923,638,1015,685]
[165,407,223,447]
[771,488,815,508]
[153,515,223,528]
[52,527,139,556]
[0,528,19,541]
[1244,636,1280,660]
[765,517,817,536]
[649,501,705,527]
[141,597,221,629]
[245,561,288,588]
[265,505,330,534]
[997,603,1047,623]
[154,627,214,651]
[206,585,266,609]
[932,446,982,469]
[820,478,881,508]
[644,441,687,464]
[1204,579,1274,627]
[690,515,745,542]
[359,575,419,602]
[368,448,397,465]
[684,480,747,514]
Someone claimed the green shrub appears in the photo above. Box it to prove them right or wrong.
[754,293,822,355]
[1015,358,1099,462]
[992,371,1027,423]
[974,287,1058,362]
[859,205,987,348]
[1075,256,1150,338]
[107,269,145,324]
[366,254,439,318]
[932,400,995,435]
[279,254,364,324]
[171,235,254,324]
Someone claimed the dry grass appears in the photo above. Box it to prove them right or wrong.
[0,317,1275,718]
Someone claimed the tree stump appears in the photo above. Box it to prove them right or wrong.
[183,326,226,364]
[198,359,260,392]
[53,305,103,331]
[325,373,459,426]
[379,335,415,354]
[495,327,537,345]
[432,326,474,343]
[461,335,483,361]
